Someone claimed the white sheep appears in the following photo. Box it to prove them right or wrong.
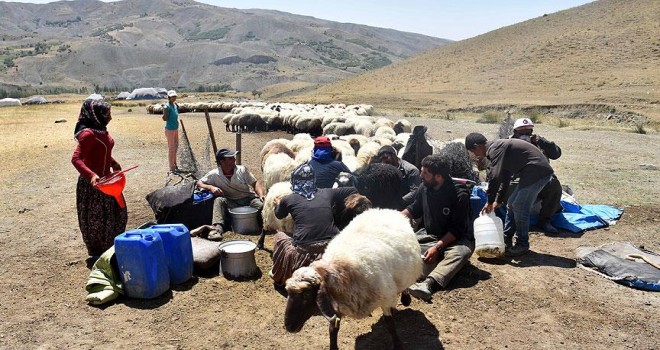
[262,181,295,233]
[284,208,422,350]
[263,153,300,191]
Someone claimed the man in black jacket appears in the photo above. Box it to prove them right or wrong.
[402,154,473,302]
[466,133,554,257]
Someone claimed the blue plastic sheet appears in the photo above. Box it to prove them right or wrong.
[471,186,623,234]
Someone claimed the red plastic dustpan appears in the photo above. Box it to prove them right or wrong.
[95,165,138,208]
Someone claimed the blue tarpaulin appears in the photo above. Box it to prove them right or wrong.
[471,186,623,234]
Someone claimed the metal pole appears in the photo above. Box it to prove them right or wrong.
[204,109,218,155]
[235,131,242,165]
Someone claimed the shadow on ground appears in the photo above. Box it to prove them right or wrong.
[355,309,443,350]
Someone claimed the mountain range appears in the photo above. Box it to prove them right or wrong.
[0,0,448,94]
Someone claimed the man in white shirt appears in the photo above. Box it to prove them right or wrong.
[196,148,266,240]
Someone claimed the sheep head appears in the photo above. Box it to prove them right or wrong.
[284,266,338,333]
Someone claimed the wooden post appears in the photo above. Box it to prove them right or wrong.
[204,109,217,156]
[235,131,242,165]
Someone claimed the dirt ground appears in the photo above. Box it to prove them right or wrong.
[0,103,658,349]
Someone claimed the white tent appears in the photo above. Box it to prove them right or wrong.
[115,91,130,99]
[127,88,161,100]
[0,98,21,107]
[86,93,104,100]
[24,96,48,105]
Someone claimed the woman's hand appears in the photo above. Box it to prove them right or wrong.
[113,163,122,171]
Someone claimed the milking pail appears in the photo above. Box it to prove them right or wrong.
[218,240,259,279]
[473,212,505,258]
[228,206,261,234]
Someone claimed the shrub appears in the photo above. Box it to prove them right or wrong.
[558,118,570,128]
[476,111,501,124]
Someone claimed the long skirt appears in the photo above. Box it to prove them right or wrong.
[76,176,128,256]
[271,232,328,285]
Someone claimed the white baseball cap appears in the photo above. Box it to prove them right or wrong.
[513,118,534,130]
[167,90,177,97]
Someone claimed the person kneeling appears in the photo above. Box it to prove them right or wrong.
[270,163,357,290]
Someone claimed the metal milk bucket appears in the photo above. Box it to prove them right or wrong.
[228,206,260,234]
[218,240,258,279]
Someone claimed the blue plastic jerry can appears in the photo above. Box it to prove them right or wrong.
[149,224,194,285]
[114,229,170,299]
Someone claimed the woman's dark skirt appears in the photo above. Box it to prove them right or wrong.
[271,232,328,285]
[76,176,128,256]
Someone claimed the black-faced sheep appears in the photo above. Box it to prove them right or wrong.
[332,193,372,230]
[354,163,404,210]
[284,208,422,350]
[335,163,404,210]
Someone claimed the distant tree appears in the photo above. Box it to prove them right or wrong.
[251,90,262,98]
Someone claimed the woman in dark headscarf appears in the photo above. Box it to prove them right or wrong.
[71,99,127,264]
[269,163,359,288]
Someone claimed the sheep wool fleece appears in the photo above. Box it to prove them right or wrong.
[315,208,422,318]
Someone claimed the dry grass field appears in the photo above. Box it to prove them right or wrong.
[0,97,658,349]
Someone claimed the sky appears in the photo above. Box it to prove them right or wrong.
[16,0,594,41]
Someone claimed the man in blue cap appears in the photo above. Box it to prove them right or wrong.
[196,147,266,240]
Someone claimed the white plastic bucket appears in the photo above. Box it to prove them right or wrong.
[218,240,258,279]
[473,212,505,258]
[228,206,260,234]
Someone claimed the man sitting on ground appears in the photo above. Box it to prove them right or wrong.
[402,154,473,302]
[196,148,265,240]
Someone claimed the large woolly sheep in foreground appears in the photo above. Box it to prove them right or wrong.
[284,208,422,350]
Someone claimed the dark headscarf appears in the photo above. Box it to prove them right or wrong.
[291,163,317,200]
[74,99,111,139]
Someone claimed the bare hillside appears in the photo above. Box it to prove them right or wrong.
[298,0,660,121]
[0,0,448,94]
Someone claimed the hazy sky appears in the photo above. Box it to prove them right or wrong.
[16,0,594,40]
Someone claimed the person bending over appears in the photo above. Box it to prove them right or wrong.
[270,163,357,287]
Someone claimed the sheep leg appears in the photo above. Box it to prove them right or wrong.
[385,308,402,349]
[329,317,341,350]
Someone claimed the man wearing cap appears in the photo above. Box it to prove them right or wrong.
[163,90,180,173]
[376,145,421,207]
[465,133,554,257]
[308,136,351,188]
[196,148,266,240]
[510,118,563,235]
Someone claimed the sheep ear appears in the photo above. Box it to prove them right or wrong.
[315,269,338,320]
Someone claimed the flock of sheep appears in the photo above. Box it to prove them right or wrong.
[245,103,475,349]
[147,100,472,348]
